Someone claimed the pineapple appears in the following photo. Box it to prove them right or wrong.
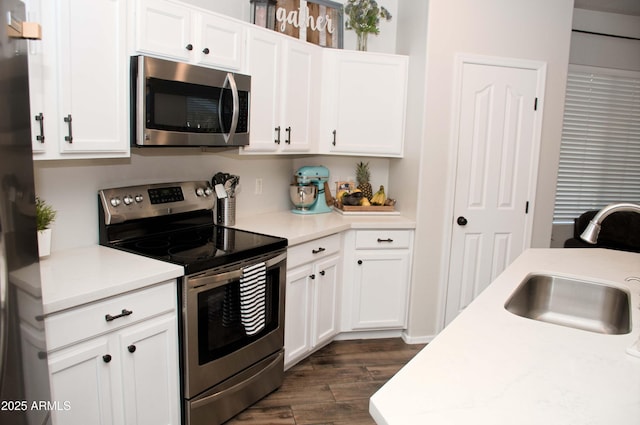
[356,161,373,200]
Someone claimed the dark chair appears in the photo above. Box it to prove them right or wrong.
[563,210,640,253]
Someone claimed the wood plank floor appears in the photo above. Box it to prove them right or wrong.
[226,338,426,425]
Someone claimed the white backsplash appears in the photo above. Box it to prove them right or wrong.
[34,150,294,251]
[34,151,391,252]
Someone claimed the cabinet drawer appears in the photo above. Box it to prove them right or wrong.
[45,281,176,352]
[355,230,412,249]
[287,234,341,269]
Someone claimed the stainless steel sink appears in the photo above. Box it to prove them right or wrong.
[505,274,631,335]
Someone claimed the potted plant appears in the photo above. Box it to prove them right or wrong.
[36,197,56,257]
[344,0,392,51]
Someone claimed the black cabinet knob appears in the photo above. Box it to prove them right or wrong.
[185,43,193,51]
[202,47,210,54]
[457,216,468,226]
[309,274,316,279]
[127,345,136,353]
[102,354,112,363]
[319,270,326,276]
[357,260,363,265]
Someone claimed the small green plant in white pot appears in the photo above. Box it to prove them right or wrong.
[36,197,56,257]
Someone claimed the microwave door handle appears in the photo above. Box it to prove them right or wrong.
[221,73,240,144]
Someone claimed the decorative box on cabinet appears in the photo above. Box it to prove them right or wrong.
[318,50,408,157]
[135,0,245,70]
[44,281,181,425]
[27,0,130,160]
[284,234,341,369]
[241,27,320,154]
[341,230,413,331]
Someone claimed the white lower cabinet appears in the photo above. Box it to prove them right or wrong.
[284,234,341,368]
[342,230,413,331]
[45,281,180,425]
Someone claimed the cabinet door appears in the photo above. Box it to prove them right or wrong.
[284,264,313,368]
[321,50,407,157]
[119,314,181,425]
[48,337,119,425]
[279,40,319,153]
[196,12,245,70]
[136,0,192,61]
[243,28,282,153]
[25,0,58,154]
[352,251,410,329]
[312,255,340,347]
[56,0,129,155]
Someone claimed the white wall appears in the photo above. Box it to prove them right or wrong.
[396,0,575,341]
[34,151,295,251]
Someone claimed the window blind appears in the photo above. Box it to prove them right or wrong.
[553,65,640,223]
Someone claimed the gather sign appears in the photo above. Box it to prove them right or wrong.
[274,0,343,48]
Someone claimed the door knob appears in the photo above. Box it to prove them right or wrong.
[457,216,468,226]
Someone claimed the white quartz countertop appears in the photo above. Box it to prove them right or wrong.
[15,211,412,316]
[14,245,184,316]
[370,248,640,425]
[233,210,416,246]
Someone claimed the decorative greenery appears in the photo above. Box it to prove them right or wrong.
[36,197,56,231]
[344,0,392,36]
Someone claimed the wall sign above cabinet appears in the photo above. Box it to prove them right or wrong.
[273,0,343,48]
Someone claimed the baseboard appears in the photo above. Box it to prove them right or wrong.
[333,329,404,341]
[400,331,435,345]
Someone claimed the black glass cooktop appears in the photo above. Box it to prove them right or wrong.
[110,224,287,275]
[111,225,287,275]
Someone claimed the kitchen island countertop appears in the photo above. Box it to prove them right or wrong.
[370,248,640,425]
[233,209,416,246]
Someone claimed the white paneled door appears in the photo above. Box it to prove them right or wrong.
[445,58,545,325]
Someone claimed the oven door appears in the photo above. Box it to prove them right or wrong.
[182,250,286,399]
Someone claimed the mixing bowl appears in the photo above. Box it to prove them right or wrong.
[290,184,318,210]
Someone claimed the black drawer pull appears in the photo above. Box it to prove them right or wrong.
[377,238,394,243]
[105,309,133,322]
[312,247,326,254]
[102,354,112,363]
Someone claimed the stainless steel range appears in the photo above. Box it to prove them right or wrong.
[98,181,287,425]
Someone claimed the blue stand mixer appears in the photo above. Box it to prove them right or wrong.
[290,166,333,214]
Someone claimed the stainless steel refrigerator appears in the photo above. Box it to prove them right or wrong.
[0,0,52,424]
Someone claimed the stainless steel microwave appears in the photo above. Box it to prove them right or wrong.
[131,55,250,147]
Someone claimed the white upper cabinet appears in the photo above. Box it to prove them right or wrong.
[135,0,245,71]
[241,27,319,154]
[28,0,130,160]
[319,50,408,157]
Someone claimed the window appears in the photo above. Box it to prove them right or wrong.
[553,65,640,224]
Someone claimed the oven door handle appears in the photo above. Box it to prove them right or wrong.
[188,252,286,291]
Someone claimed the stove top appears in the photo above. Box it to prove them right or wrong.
[112,224,286,274]
[98,181,287,275]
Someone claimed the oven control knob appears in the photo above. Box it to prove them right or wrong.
[204,187,213,197]
[196,187,211,197]
[135,194,144,203]
[110,197,121,207]
[123,195,134,206]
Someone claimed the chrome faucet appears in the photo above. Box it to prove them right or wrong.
[580,202,640,244]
